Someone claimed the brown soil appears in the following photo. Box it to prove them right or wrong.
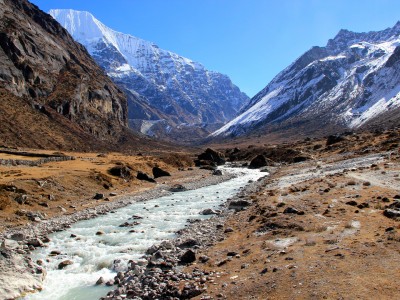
[186,129,400,300]
[0,148,200,232]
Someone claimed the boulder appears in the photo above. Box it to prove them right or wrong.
[58,260,73,269]
[200,208,219,215]
[27,238,44,248]
[179,249,196,264]
[169,184,186,192]
[152,167,171,178]
[160,240,174,250]
[178,239,199,248]
[326,134,346,146]
[283,207,304,215]
[212,169,223,176]
[9,233,25,241]
[194,159,217,167]
[93,193,104,200]
[109,165,132,179]
[95,276,105,285]
[383,209,400,219]
[196,148,225,166]
[1,239,20,250]
[137,171,156,183]
[249,155,267,169]
[228,199,252,210]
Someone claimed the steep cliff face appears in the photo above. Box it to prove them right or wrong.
[0,0,129,146]
[213,22,400,138]
[50,9,249,140]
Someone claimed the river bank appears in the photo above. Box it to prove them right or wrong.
[0,163,242,300]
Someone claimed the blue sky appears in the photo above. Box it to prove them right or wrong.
[30,0,400,97]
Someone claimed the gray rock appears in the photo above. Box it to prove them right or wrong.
[200,208,219,215]
[160,240,174,250]
[228,199,252,210]
[9,233,25,241]
[1,239,20,250]
[249,155,267,169]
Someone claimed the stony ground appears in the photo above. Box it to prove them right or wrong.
[183,135,400,299]
[1,129,400,300]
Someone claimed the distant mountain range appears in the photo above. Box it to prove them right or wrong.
[212,22,400,138]
[50,9,249,140]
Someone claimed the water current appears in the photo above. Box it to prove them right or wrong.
[25,167,264,300]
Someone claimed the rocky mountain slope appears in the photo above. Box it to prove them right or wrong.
[50,9,249,140]
[213,22,400,138]
[0,0,130,150]
[0,0,167,151]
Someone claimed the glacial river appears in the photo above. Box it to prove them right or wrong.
[25,167,264,300]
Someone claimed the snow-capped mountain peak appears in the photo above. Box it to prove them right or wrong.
[50,9,249,138]
[212,22,400,138]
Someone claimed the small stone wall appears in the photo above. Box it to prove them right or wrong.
[0,156,75,167]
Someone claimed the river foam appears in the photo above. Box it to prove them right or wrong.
[25,167,264,300]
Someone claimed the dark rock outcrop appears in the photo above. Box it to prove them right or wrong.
[195,148,225,167]
[249,155,267,169]
[136,171,156,183]
[108,165,132,179]
[152,167,171,178]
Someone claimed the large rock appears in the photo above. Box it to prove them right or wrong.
[169,184,187,192]
[1,239,20,250]
[137,171,156,183]
[383,208,400,219]
[179,249,196,264]
[0,250,45,300]
[249,155,267,169]
[200,208,220,215]
[196,148,226,166]
[109,165,132,179]
[58,260,74,269]
[152,167,171,178]
[228,199,252,211]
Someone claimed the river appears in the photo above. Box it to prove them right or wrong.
[24,167,265,300]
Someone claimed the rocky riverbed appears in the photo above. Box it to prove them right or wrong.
[99,171,269,300]
[0,169,240,300]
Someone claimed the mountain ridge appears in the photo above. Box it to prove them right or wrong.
[212,22,400,138]
[50,9,249,140]
[0,0,168,151]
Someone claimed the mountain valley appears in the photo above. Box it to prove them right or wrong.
[0,1,400,299]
